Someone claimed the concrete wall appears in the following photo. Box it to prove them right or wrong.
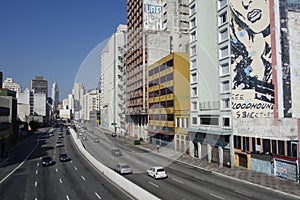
[250,158,272,176]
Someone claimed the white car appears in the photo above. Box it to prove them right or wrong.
[146,166,168,179]
[114,163,133,175]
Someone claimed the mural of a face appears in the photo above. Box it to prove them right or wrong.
[230,0,270,34]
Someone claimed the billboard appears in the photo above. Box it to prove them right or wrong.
[229,0,274,118]
[143,0,163,31]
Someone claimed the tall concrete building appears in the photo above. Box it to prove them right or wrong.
[2,78,22,94]
[30,76,48,96]
[72,82,85,119]
[100,24,127,134]
[83,89,100,122]
[188,0,300,181]
[126,0,189,139]
[51,81,59,111]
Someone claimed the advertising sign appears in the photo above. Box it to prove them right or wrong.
[143,0,163,31]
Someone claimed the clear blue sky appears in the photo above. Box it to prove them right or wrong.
[0,0,126,100]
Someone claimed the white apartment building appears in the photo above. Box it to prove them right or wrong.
[17,88,30,122]
[51,81,59,111]
[83,89,100,121]
[2,77,21,95]
[72,82,85,119]
[100,24,127,135]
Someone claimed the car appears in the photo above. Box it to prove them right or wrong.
[111,149,122,156]
[59,153,71,162]
[58,135,64,138]
[114,163,133,175]
[93,138,100,143]
[56,141,64,147]
[146,166,168,179]
[82,136,88,141]
[42,156,54,166]
[111,132,117,137]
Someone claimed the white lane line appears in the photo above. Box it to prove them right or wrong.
[209,193,224,200]
[135,160,141,164]
[53,155,55,159]
[34,181,38,187]
[95,192,102,199]
[0,136,41,184]
[59,178,62,184]
[152,159,157,163]
[81,176,86,181]
[172,178,183,184]
[36,170,38,175]
[66,195,70,200]
[74,167,78,171]
[149,181,159,188]
[35,198,37,200]
[37,163,39,167]
[70,160,72,163]
[56,168,58,173]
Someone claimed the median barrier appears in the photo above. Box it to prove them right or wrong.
[70,128,160,200]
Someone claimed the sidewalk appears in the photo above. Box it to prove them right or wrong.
[120,134,300,199]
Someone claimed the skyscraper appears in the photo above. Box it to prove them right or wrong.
[51,81,59,111]
[30,76,48,96]
[2,77,22,94]
[126,0,189,139]
[72,82,85,118]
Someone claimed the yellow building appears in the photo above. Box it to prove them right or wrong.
[148,53,190,152]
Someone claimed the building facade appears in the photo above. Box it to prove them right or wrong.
[2,77,22,95]
[189,0,300,181]
[51,81,59,111]
[83,89,100,122]
[30,76,48,96]
[148,53,190,151]
[100,24,127,134]
[72,82,85,120]
[126,0,189,140]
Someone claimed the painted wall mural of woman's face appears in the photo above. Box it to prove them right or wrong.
[230,0,270,34]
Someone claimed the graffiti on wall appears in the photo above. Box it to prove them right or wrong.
[230,0,274,118]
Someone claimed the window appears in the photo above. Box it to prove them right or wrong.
[191,87,197,96]
[191,45,196,56]
[190,18,196,29]
[167,59,173,67]
[191,72,197,83]
[160,88,167,95]
[220,46,229,58]
[191,60,197,69]
[271,140,277,154]
[200,116,219,126]
[176,118,180,127]
[167,114,174,121]
[160,75,166,83]
[222,117,230,127]
[186,118,189,127]
[219,28,228,42]
[181,118,184,127]
[191,101,197,110]
[222,80,230,92]
[160,64,166,71]
[219,12,227,25]
[234,136,241,149]
[192,117,197,125]
[191,31,196,42]
[167,86,173,94]
[221,63,229,75]
[243,137,250,151]
[167,100,174,107]
[218,0,227,9]
[190,4,196,15]
[222,98,230,109]
[278,140,284,155]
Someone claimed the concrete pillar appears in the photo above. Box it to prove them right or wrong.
[189,141,194,157]
[219,146,223,167]
[198,142,201,160]
[207,144,212,163]
[230,134,235,168]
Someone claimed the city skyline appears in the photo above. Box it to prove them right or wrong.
[0,0,126,100]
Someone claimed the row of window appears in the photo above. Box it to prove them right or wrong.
[149,100,174,108]
[149,86,174,98]
[234,136,297,158]
[149,73,173,87]
[191,116,230,127]
[149,114,174,121]
[149,60,174,76]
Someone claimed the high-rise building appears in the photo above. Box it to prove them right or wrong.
[83,89,100,121]
[72,82,85,118]
[30,76,48,96]
[100,24,127,134]
[51,81,59,111]
[189,0,300,179]
[126,0,189,139]
[2,77,22,94]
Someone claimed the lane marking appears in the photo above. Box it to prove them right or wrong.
[56,168,58,173]
[74,167,78,171]
[66,195,70,200]
[35,198,37,200]
[37,163,39,167]
[34,181,38,187]
[36,170,38,175]
[0,136,41,184]
[95,192,102,199]
[152,159,157,163]
[172,178,183,184]
[70,160,72,163]
[149,181,159,188]
[53,156,55,159]
[234,190,253,198]
[209,193,224,200]
[81,176,86,181]
[59,178,62,184]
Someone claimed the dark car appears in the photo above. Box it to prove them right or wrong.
[111,149,122,156]
[42,156,54,166]
[111,132,117,137]
[59,153,71,162]
[56,141,64,147]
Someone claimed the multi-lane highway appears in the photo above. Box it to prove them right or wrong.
[79,125,298,200]
[0,127,133,200]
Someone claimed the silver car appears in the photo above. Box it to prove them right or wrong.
[114,163,133,175]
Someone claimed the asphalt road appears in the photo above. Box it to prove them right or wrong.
[0,127,134,200]
[79,125,298,200]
